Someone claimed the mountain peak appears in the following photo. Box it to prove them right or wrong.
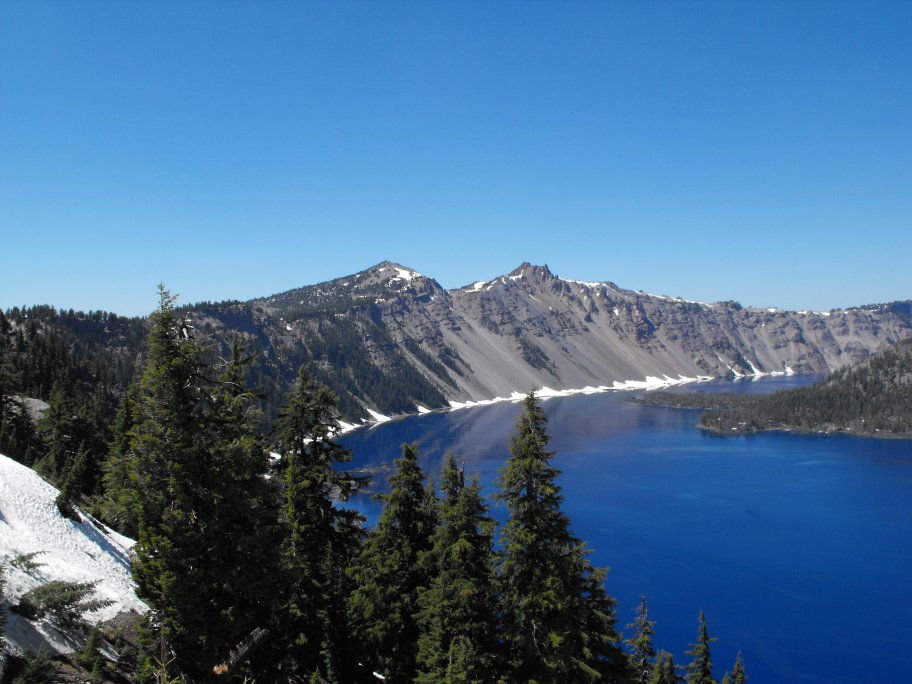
[371,259,417,273]
[508,262,554,280]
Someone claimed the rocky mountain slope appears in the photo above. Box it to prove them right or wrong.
[179,261,912,422]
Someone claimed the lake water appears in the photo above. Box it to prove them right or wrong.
[340,378,912,683]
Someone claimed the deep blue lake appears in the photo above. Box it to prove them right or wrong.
[340,378,912,683]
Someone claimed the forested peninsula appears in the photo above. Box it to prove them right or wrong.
[638,339,912,437]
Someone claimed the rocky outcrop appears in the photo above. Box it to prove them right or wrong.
[184,261,912,421]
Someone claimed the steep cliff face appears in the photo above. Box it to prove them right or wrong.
[183,261,912,421]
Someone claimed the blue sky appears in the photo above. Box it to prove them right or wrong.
[1,1,909,316]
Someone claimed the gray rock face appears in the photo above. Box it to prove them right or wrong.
[188,261,912,420]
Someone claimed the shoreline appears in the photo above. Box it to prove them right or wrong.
[340,371,728,433]
[698,423,912,441]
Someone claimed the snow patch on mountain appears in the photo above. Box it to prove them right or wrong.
[0,454,147,657]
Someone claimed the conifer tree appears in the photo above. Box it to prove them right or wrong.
[36,384,81,482]
[130,288,275,679]
[649,651,680,684]
[125,299,281,681]
[130,286,211,679]
[100,384,140,537]
[198,338,282,677]
[720,652,747,684]
[78,624,103,671]
[349,442,436,682]
[0,317,40,465]
[55,441,89,520]
[272,364,363,681]
[415,455,498,683]
[685,611,717,684]
[626,594,657,683]
[496,391,627,683]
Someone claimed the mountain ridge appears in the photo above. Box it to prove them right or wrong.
[182,261,912,422]
[4,261,911,425]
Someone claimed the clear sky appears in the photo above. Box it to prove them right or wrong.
[1,1,909,316]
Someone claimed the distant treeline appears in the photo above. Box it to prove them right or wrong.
[638,339,912,437]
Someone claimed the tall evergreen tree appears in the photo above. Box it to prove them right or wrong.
[198,338,282,678]
[349,442,436,683]
[36,384,81,482]
[130,286,212,679]
[129,288,276,680]
[626,594,657,683]
[100,383,140,537]
[649,651,680,684]
[720,652,747,684]
[496,391,627,683]
[271,364,364,681]
[685,611,716,684]
[415,455,499,683]
[55,441,89,520]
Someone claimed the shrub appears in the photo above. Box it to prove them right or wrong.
[12,580,113,627]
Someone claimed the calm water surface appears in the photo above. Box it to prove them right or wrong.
[340,378,912,683]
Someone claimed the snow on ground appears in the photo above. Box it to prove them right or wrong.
[445,374,715,412]
[365,408,392,424]
[745,359,767,378]
[415,405,431,415]
[336,420,361,433]
[389,268,420,283]
[0,454,147,656]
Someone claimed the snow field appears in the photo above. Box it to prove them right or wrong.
[0,454,147,655]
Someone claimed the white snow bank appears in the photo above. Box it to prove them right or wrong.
[0,454,147,656]
[365,409,392,424]
[444,374,715,413]
[389,268,420,283]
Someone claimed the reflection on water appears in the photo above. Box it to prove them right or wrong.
[339,377,912,684]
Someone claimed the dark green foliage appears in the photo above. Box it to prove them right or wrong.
[0,306,140,485]
[649,651,680,684]
[13,580,113,627]
[720,652,747,684]
[55,442,89,521]
[496,391,627,683]
[11,650,57,684]
[10,551,47,573]
[130,287,210,677]
[271,364,364,680]
[626,594,657,683]
[0,368,41,465]
[349,442,436,682]
[130,288,278,680]
[685,611,716,684]
[195,338,283,677]
[99,383,140,536]
[30,382,109,500]
[415,455,499,683]
[700,338,912,436]
[517,333,559,376]
[77,624,103,670]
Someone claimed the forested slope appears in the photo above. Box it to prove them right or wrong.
[699,338,912,436]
